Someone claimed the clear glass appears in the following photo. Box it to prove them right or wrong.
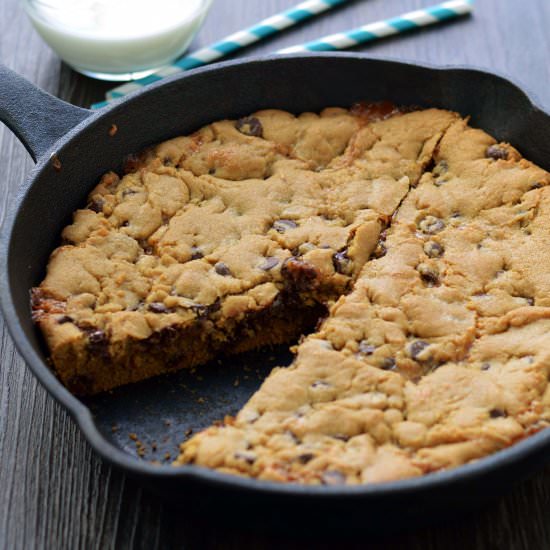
[22,0,213,81]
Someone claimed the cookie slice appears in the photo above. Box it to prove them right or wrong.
[176,116,550,484]
[32,107,457,394]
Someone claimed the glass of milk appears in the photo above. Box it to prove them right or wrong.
[22,0,213,80]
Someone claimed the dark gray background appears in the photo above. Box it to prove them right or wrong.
[2,0,550,548]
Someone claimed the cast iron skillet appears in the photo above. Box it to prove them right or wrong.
[2,54,550,531]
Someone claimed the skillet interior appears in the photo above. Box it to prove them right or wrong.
[4,54,550,530]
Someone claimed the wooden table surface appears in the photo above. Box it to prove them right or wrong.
[2,0,550,548]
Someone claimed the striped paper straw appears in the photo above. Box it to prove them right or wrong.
[279,0,473,53]
[94,0,472,109]
[101,0,349,104]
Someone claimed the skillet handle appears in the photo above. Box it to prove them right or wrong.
[0,65,91,162]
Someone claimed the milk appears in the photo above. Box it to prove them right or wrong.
[23,0,212,80]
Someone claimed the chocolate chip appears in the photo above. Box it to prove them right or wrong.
[88,329,106,344]
[57,315,73,324]
[85,328,109,355]
[418,216,445,234]
[297,453,315,464]
[190,306,207,322]
[236,116,263,137]
[121,221,129,227]
[122,188,137,197]
[526,297,535,306]
[286,430,301,442]
[424,241,444,258]
[333,434,350,442]
[158,325,177,338]
[321,470,346,485]
[206,299,221,315]
[234,451,256,465]
[434,160,449,175]
[381,357,396,370]
[358,341,376,355]
[281,257,318,291]
[486,145,508,160]
[214,262,232,276]
[137,239,153,255]
[272,219,297,233]
[259,257,279,271]
[407,341,430,360]
[148,302,169,313]
[481,362,491,371]
[311,380,331,388]
[531,182,543,189]
[332,249,353,275]
[489,408,507,418]
[190,246,203,260]
[88,198,104,213]
[208,168,216,175]
[371,242,387,259]
[417,263,439,286]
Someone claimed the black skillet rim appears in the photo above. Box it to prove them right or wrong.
[2,52,550,499]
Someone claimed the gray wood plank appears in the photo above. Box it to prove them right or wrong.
[2,0,550,548]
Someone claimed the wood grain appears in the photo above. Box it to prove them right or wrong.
[2,1,550,548]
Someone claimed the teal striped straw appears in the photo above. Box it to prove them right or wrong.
[279,0,473,53]
[93,0,473,109]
